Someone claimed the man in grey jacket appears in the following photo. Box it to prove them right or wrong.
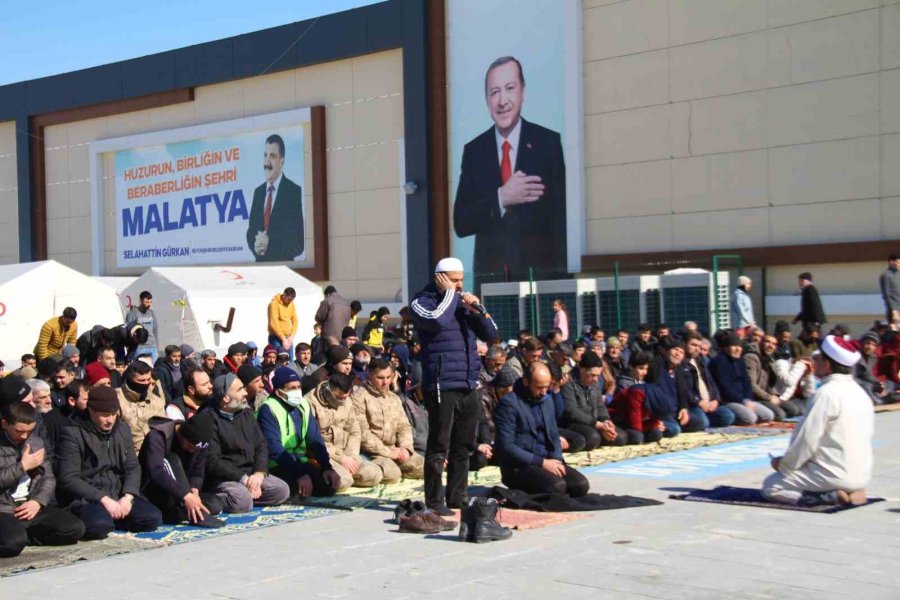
[125,291,161,363]
[315,286,352,343]
[730,276,755,337]
[0,401,85,557]
[879,254,900,323]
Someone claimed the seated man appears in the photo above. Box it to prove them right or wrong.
[288,342,318,379]
[559,352,626,450]
[0,401,85,557]
[506,337,544,378]
[302,345,353,395]
[709,332,774,425]
[494,362,589,497]
[610,352,665,445]
[477,344,508,388]
[680,332,736,431]
[644,338,688,436]
[352,359,425,483]
[763,336,873,506]
[139,416,223,526]
[193,373,290,513]
[855,331,894,405]
[471,368,516,471]
[546,361,586,453]
[744,334,805,419]
[116,360,166,452]
[237,364,267,409]
[307,372,382,489]
[257,368,342,498]
[57,387,162,539]
[167,367,214,421]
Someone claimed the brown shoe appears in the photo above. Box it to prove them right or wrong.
[837,489,867,505]
[398,513,441,534]
[410,501,457,531]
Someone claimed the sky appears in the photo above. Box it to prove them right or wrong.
[0,0,379,85]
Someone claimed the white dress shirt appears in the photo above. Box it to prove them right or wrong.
[495,118,522,218]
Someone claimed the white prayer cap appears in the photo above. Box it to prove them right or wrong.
[819,334,862,367]
[737,275,751,286]
[435,257,464,273]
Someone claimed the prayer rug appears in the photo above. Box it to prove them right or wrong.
[669,485,885,513]
[449,507,590,530]
[0,535,164,578]
[874,402,900,413]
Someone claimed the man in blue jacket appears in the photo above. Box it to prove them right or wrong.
[410,257,498,515]
[494,362,589,497]
[709,332,775,426]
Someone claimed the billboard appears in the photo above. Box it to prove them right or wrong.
[447,0,583,291]
[90,108,313,271]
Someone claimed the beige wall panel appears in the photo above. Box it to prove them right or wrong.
[0,155,17,192]
[325,103,354,149]
[769,198,881,245]
[766,0,880,27]
[65,117,109,145]
[44,145,68,186]
[103,110,154,138]
[767,74,879,147]
[326,280,359,301]
[67,146,90,181]
[586,160,671,219]
[193,82,245,123]
[884,134,900,196]
[43,126,67,151]
[0,190,17,218]
[45,182,69,221]
[783,10,879,85]
[584,0,622,7]
[352,49,403,99]
[46,219,71,255]
[355,187,401,236]
[669,0,766,46]
[767,262,884,294]
[69,216,92,253]
[586,214,673,254]
[243,70,297,116]
[353,94,403,145]
[584,50,669,113]
[67,252,93,275]
[147,102,198,131]
[326,148,355,194]
[328,192,356,238]
[885,4,900,70]
[672,149,767,213]
[768,137,880,206]
[353,142,399,191]
[328,236,358,281]
[583,0,668,61]
[672,207,768,250]
[587,103,689,166]
[883,69,900,133]
[881,197,900,237]
[690,91,766,154]
[670,30,790,102]
[354,279,401,301]
[354,233,401,279]
[0,121,17,156]
[295,60,354,106]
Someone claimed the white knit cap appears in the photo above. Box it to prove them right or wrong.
[737,275,752,286]
[819,334,862,367]
[435,257,464,273]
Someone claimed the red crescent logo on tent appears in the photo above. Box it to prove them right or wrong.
[221,270,244,280]
[125,294,132,309]
[0,302,5,317]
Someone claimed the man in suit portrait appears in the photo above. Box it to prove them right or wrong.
[246,134,304,262]
[453,56,567,288]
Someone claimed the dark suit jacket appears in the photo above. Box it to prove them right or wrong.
[494,382,563,469]
[453,118,566,278]
[246,175,304,262]
[797,285,826,325]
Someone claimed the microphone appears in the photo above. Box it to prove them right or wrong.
[459,292,488,317]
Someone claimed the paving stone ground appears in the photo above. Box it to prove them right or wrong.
[6,412,900,599]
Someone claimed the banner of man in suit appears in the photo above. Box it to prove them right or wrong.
[448,0,583,292]
[113,121,305,268]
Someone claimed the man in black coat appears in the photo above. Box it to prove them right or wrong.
[56,387,162,539]
[453,56,566,286]
[793,272,826,331]
[246,133,304,262]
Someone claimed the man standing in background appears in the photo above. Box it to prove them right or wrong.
[126,291,160,363]
[793,272,826,332]
[879,254,900,324]
[268,287,298,361]
[34,307,78,360]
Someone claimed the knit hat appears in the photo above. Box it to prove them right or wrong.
[341,326,357,340]
[861,331,880,344]
[349,343,368,356]
[213,373,238,399]
[178,417,209,444]
[0,375,31,406]
[490,367,517,388]
[721,332,742,348]
[271,367,301,390]
[327,345,352,365]
[737,275,751,287]
[85,362,111,386]
[262,344,278,357]
[237,364,262,386]
[62,344,80,359]
[820,335,861,367]
[246,341,258,350]
[227,342,249,356]
[87,386,120,413]
[180,344,195,358]
[580,352,603,369]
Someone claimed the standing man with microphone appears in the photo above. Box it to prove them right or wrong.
[410,258,498,515]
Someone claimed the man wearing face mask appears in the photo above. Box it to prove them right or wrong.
[257,368,342,498]
[193,374,289,513]
[116,360,166,453]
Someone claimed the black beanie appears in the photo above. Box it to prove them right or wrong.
[237,364,262,386]
[580,352,603,369]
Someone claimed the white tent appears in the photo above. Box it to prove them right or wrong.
[122,266,323,354]
[95,276,138,313]
[0,261,124,366]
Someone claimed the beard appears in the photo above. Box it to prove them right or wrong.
[225,397,249,412]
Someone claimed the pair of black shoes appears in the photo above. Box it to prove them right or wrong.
[458,497,512,543]
[394,499,457,534]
